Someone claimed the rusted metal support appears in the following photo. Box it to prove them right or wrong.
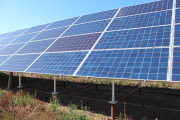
[7,72,13,90]
[111,104,115,120]
[58,84,95,95]
[95,79,99,92]
[52,76,59,94]
[17,73,23,88]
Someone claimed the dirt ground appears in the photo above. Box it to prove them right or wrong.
[1,72,180,120]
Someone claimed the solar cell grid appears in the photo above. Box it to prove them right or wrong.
[177,0,180,8]
[95,25,171,49]
[172,47,180,81]
[0,36,17,45]
[0,32,12,40]
[0,46,4,50]
[10,32,39,44]
[174,24,180,46]
[75,9,118,24]
[62,19,110,37]
[31,27,68,41]
[26,51,88,75]
[46,33,102,52]
[0,43,25,55]
[175,8,180,23]
[116,0,173,17]
[0,56,10,65]
[23,23,50,34]
[108,10,172,31]
[45,17,79,30]
[17,38,56,54]
[8,28,28,37]
[77,48,169,80]
[0,54,40,72]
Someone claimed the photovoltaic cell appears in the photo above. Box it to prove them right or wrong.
[108,10,172,31]
[0,32,12,40]
[8,28,28,37]
[175,8,180,23]
[45,17,79,30]
[10,32,39,44]
[0,56,10,65]
[0,36,17,45]
[174,24,180,46]
[0,54,40,72]
[95,26,171,49]
[26,51,88,75]
[62,19,110,37]
[177,0,180,8]
[0,43,25,55]
[0,46,4,50]
[75,9,118,24]
[116,0,173,17]
[17,39,56,54]
[46,33,101,52]
[172,47,180,81]
[77,48,169,80]
[23,23,50,34]
[31,27,68,41]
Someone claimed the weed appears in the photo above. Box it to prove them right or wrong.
[122,80,130,86]
[50,94,61,112]
[0,88,5,100]
[82,78,86,83]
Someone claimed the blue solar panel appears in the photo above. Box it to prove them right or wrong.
[95,26,171,49]
[31,27,68,41]
[116,0,173,17]
[17,39,56,54]
[175,8,180,23]
[172,47,180,81]
[75,9,118,24]
[62,19,110,37]
[77,48,169,80]
[177,0,180,8]
[26,51,88,75]
[0,46,4,50]
[45,17,79,30]
[0,56,10,65]
[0,43,25,55]
[10,32,39,44]
[46,33,101,52]
[0,54,40,72]
[0,36,17,45]
[108,10,172,31]
[174,24,180,46]
[8,28,28,37]
[0,32,12,40]
[23,23,50,34]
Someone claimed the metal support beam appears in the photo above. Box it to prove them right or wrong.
[95,79,99,92]
[63,76,67,88]
[138,82,142,95]
[17,73,23,88]
[52,76,59,94]
[7,72,13,90]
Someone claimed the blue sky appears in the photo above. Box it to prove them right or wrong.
[0,0,156,34]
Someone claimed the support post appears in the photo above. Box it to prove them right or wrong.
[95,79,99,92]
[7,72,13,90]
[17,73,23,88]
[63,76,67,88]
[138,81,142,95]
[52,76,59,94]
[109,80,117,120]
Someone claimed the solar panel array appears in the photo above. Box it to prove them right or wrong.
[0,0,179,82]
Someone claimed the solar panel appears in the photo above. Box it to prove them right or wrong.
[175,8,180,23]
[0,43,25,55]
[23,23,50,34]
[46,33,102,52]
[77,48,169,80]
[31,27,68,41]
[75,9,118,24]
[108,10,172,31]
[26,51,88,75]
[177,0,180,8]
[8,28,28,37]
[172,47,180,81]
[16,38,56,54]
[0,54,40,72]
[10,32,39,44]
[0,36,17,45]
[45,17,79,30]
[116,0,173,17]
[174,24,180,46]
[0,46,4,50]
[62,19,110,37]
[95,25,171,49]
[0,56,10,65]
[0,32,12,40]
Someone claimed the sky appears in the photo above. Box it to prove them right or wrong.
[0,0,157,35]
